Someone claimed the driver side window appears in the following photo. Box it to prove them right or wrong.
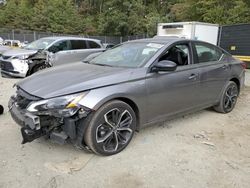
[48,40,69,53]
[159,44,190,66]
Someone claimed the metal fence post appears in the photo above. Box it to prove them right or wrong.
[218,26,222,47]
[12,29,15,40]
[33,31,36,41]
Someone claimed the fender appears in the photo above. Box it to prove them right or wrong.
[78,80,148,126]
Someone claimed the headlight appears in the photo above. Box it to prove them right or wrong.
[27,92,88,117]
[14,55,30,60]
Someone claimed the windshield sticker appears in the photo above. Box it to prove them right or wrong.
[146,43,164,49]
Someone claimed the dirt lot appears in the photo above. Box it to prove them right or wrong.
[0,71,250,188]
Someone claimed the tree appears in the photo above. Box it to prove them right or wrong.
[15,0,33,29]
[0,0,19,28]
[171,0,250,25]
[46,0,82,33]
[31,0,49,31]
[0,0,249,36]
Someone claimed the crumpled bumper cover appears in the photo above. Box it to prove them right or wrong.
[8,96,92,150]
[8,97,45,144]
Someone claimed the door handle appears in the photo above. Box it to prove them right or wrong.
[188,74,198,80]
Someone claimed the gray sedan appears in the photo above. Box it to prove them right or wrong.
[9,37,245,155]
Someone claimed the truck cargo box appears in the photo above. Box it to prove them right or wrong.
[157,22,219,45]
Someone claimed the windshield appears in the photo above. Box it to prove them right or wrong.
[24,38,56,50]
[89,42,164,68]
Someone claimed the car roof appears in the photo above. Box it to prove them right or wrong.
[126,37,220,48]
[40,36,101,43]
[127,37,184,44]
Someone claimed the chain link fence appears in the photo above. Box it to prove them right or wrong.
[0,29,148,44]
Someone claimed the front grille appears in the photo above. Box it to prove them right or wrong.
[15,88,41,110]
[0,61,14,70]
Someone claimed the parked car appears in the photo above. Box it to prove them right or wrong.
[0,37,105,78]
[103,43,115,49]
[0,45,11,56]
[3,40,21,47]
[0,37,3,45]
[9,37,245,155]
[19,41,29,48]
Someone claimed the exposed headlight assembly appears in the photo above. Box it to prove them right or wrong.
[27,92,89,117]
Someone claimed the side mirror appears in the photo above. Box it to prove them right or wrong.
[151,60,177,72]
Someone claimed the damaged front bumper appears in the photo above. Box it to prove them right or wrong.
[8,96,92,150]
[0,59,28,78]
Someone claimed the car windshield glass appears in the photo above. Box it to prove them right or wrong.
[24,38,56,50]
[89,42,164,68]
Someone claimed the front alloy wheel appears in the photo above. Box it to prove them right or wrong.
[84,100,136,155]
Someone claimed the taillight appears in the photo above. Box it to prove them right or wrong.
[241,62,247,69]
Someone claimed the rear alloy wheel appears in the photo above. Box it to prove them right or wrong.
[214,81,239,113]
[84,100,136,155]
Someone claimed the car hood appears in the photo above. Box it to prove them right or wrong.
[3,48,37,57]
[17,62,137,99]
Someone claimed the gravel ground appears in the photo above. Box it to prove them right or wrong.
[0,70,250,188]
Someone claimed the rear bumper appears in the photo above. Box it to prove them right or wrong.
[241,71,245,89]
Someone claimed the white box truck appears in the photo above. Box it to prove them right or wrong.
[157,22,219,45]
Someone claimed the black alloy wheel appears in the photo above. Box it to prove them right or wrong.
[84,100,136,155]
[214,81,239,113]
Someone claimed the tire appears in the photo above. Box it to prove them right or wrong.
[0,105,4,115]
[213,81,239,113]
[84,100,136,156]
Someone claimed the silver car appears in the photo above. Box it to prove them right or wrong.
[0,45,11,56]
[9,38,245,155]
[0,37,104,77]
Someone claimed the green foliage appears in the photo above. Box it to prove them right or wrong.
[31,0,49,31]
[171,0,250,25]
[0,0,249,36]
[0,0,19,28]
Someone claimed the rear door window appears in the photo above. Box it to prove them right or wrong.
[88,41,101,48]
[194,43,223,63]
[70,40,87,50]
